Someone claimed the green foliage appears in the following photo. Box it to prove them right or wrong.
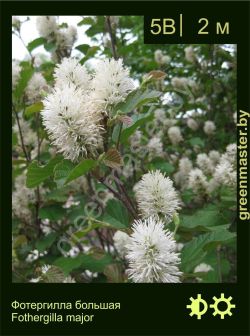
[115,89,161,115]
[54,160,75,187]
[65,159,97,184]
[79,46,100,63]
[101,199,130,229]
[35,233,58,252]
[24,102,44,118]
[180,204,229,232]
[150,160,175,174]
[39,204,67,221]
[120,112,153,144]
[189,137,205,148]
[181,228,236,273]
[53,252,114,275]
[13,62,34,100]
[26,156,63,188]
[27,37,46,52]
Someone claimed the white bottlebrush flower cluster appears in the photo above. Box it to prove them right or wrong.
[25,72,48,103]
[179,157,193,175]
[208,150,221,165]
[41,57,134,161]
[113,231,130,258]
[121,162,134,179]
[213,144,237,188]
[53,58,90,90]
[203,120,216,135]
[90,58,134,110]
[36,16,78,61]
[163,118,177,130]
[196,153,214,175]
[56,26,77,49]
[129,130,143,152]
[154,108,166,124]
[185,143,236,198]
[184,46,196,63]
[171,77,195,90]
[36,16,57,38]
[222,143,236,166]
[126,217,182,283]
[168,126,183,145]
[13,119,37,148]
[187,118,199,131]
[12,174,35,223]
[174,157,193,190]
[154,49,171,65]
[134,170,180,222]
[214,161,236,188]
[12,60,21,89]
[42,84,104,161]
[188,168,209,200]
[146,136,164,160]
[12,173,47,223]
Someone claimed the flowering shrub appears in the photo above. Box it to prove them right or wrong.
[12,16,237,283]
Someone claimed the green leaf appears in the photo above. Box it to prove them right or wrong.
[39,204,66,221]
[85,16,105,37]
[53,256,84,275]
[77,17,95,26]
[75,44,90,54]
[199,251,231,283]
[27,37,46,52]
[189,137,205,148]
[80,46,99,64]
[44,41,56,52]
[26,156,63,188]
[54,160,75,187]
[65,159,96,184]
[12,133,18,146]
[181,189,194,203]
[13,62,34,100]
[45,187,71,203]
[53,253,113,275]
[120,112,153,144]
[115,89,161,115]
[181,229,236,273]
[219,187,236,208]
[24,102,44,118]
[35,232,58,252]
[101,199,129,229]
[180,205,228,232]
[86,46,99,57]
[150,160,175,174]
